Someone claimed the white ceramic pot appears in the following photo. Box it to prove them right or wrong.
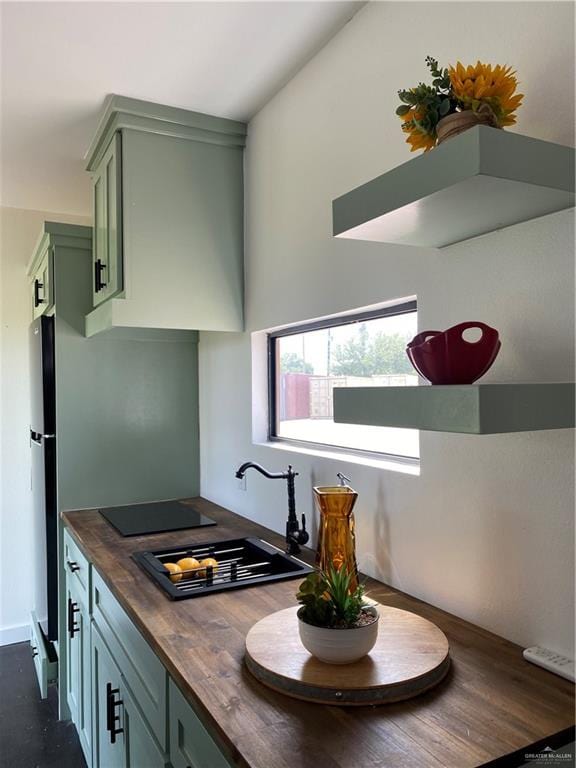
[297,606,379,664]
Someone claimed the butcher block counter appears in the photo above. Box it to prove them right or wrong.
[63,498,574,768]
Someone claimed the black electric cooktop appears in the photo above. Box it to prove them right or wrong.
[99,500,217,537]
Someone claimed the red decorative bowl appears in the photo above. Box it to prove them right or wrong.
[406,322,501,385]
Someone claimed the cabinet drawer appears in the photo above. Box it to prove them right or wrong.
[92,568,166,750]
[30,611,57,699]
[64,527,90,604]
[168,679,231,768]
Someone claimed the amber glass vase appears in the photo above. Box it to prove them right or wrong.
[314,486,359,591]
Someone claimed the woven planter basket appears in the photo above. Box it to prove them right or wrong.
[436,110,500,144]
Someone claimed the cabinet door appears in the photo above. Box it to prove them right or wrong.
[169,679,231,768]
[93,132,123,307]
[65,578,81,727]
[91,624,125,768]
[66,577,92,765]
[122,681,166,768]
[92,163,106,306]
[91,569,166,748]
[76,589,92,764]
[31,247,54,320]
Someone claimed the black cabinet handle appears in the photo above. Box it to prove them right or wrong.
[34,279,44,307]
[67,597,80,639]
[67,560,80,573]
[94,259,107,292]
[106,683,123,744]
[31,645,38,659]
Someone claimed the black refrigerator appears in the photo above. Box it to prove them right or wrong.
[30,315,58,641]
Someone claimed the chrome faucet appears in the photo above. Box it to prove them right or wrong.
[234,461,309,556]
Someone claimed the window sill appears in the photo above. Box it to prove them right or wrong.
[254,439,420,476]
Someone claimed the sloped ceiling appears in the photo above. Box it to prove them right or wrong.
[0,1,364,215]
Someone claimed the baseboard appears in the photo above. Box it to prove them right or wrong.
[0,623,29,646]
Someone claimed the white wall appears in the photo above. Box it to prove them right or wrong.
[199,1,575,655]
[0,207,90,644]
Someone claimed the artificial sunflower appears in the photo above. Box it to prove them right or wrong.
[396,56,524,153]
[400,107,437,152]
[448,61,524,127]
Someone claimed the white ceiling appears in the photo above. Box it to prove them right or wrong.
[0,1,364,215]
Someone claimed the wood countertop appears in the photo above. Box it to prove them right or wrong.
[63,499,574,768]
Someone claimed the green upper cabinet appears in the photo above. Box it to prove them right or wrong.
[30,243,54,320]
[84,96,246,337]
[27,222,92,321]
[92,133,123,307]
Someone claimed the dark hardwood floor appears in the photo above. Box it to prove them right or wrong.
[0,642,86,768]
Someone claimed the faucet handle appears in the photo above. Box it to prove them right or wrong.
[337,472,351,487]
[299,514,309,546]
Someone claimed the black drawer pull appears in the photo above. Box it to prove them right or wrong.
[67,597,80,638]
[94,259,107,292]
[31,645,38,659]
[106,683,123,744]
[34,279,44,307]
[67,560,80,573]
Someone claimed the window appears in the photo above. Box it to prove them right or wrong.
[268,302,419,460]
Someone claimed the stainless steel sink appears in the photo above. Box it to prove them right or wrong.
[132,536,313,599]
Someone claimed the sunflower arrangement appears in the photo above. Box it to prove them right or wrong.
[397,56,524,153]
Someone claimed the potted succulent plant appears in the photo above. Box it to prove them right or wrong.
[296,566,379,664]
[396,55,524,152]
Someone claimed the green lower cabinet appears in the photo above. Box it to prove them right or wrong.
[168,679,232,768]
[91,623,166,768]
[92,624,124,768]
[65,581,80,724]
[123,680,166,768]
[63,538,231,768]
[65,575,92,766]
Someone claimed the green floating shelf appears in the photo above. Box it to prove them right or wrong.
[332,127,575,248]
[333,383,575,434]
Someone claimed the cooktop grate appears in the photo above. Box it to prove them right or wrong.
[132,536,313,599]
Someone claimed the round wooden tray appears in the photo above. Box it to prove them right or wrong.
[245,605,450,706]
